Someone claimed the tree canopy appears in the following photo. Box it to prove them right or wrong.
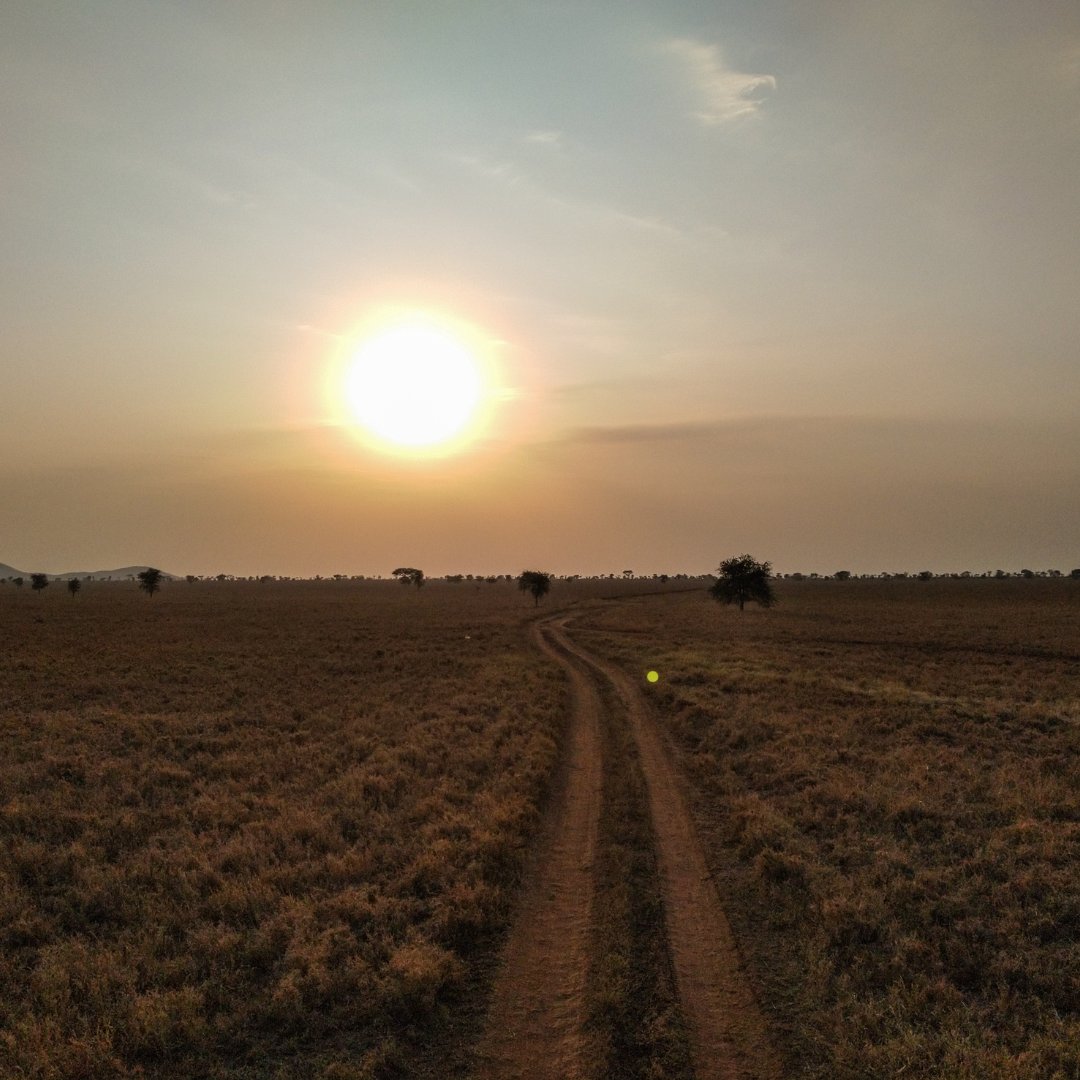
[709,554,775,612]
[392,567,425,588]
[137,568,164,596]
[517,570,552,606]
[30,573,48,592]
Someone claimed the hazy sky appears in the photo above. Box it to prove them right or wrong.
[3,2,1079,576]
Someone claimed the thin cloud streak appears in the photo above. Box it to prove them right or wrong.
[664,38,776,125]
[451,151,687,241]
[561,420,721,444]
[545,414,1080,482]
[523,129,563,146]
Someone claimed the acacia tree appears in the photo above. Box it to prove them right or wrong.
[392,567,425,589]
[518,570,552,607]
[137,567,164,596]
[709,554,775,612]
[67,578,81,597]
[30,573,49,593]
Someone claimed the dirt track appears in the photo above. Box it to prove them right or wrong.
[474,607,782,1079]
[471,617,603,1079]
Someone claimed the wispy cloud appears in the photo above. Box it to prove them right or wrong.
[122,156,257,211]
[665,38,776,125]
[562,420,721,444]
[523,129,564,147]
[293,323,345,341]
[451,152,686,240]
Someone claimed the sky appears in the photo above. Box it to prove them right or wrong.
[3,1,1079,577]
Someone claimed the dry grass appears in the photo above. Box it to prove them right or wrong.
[576,578,1080,1080]
[9,574,1070,1077]
[0,580,573,1079]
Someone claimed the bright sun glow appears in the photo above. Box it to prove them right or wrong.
[343,320,486,452]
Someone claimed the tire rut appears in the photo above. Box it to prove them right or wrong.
[471,617,603,1080]
[547,614,783,1080]
[475,610,781,1079]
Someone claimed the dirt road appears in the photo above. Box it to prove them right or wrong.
[471,617,604,1080]
[552,614,783,1080]
[474,609,781,1080]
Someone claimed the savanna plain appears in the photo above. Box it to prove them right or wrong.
[1,576,1077,1079]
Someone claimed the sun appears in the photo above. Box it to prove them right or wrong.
[342,318,487,453]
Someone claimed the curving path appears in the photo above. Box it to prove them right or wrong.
[473,608,782,1080]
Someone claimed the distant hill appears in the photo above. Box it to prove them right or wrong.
[0,563,179,581]
[52,566,181,582]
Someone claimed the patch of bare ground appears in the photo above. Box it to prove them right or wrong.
[558,611,693,1080]
[548,615,783,1080]
[471,617,603,1080]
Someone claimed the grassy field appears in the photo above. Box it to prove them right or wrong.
[575,578,1080,1079]
[0,579,585,1079]
[4,575,1077,1078]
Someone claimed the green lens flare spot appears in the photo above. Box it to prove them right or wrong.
[646,670,659,683]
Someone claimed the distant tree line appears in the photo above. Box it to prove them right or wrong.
[778,569,1080,580]
[3,564,1078,594]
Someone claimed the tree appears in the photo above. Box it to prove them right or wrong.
[137,567,164,596]
[708,554,775,612]
[392,567,424,589]
[834,570,851,581]
[67,578,81,597]
[30,573,49,593]
[518,570,552,607]
[13,577,23,588]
